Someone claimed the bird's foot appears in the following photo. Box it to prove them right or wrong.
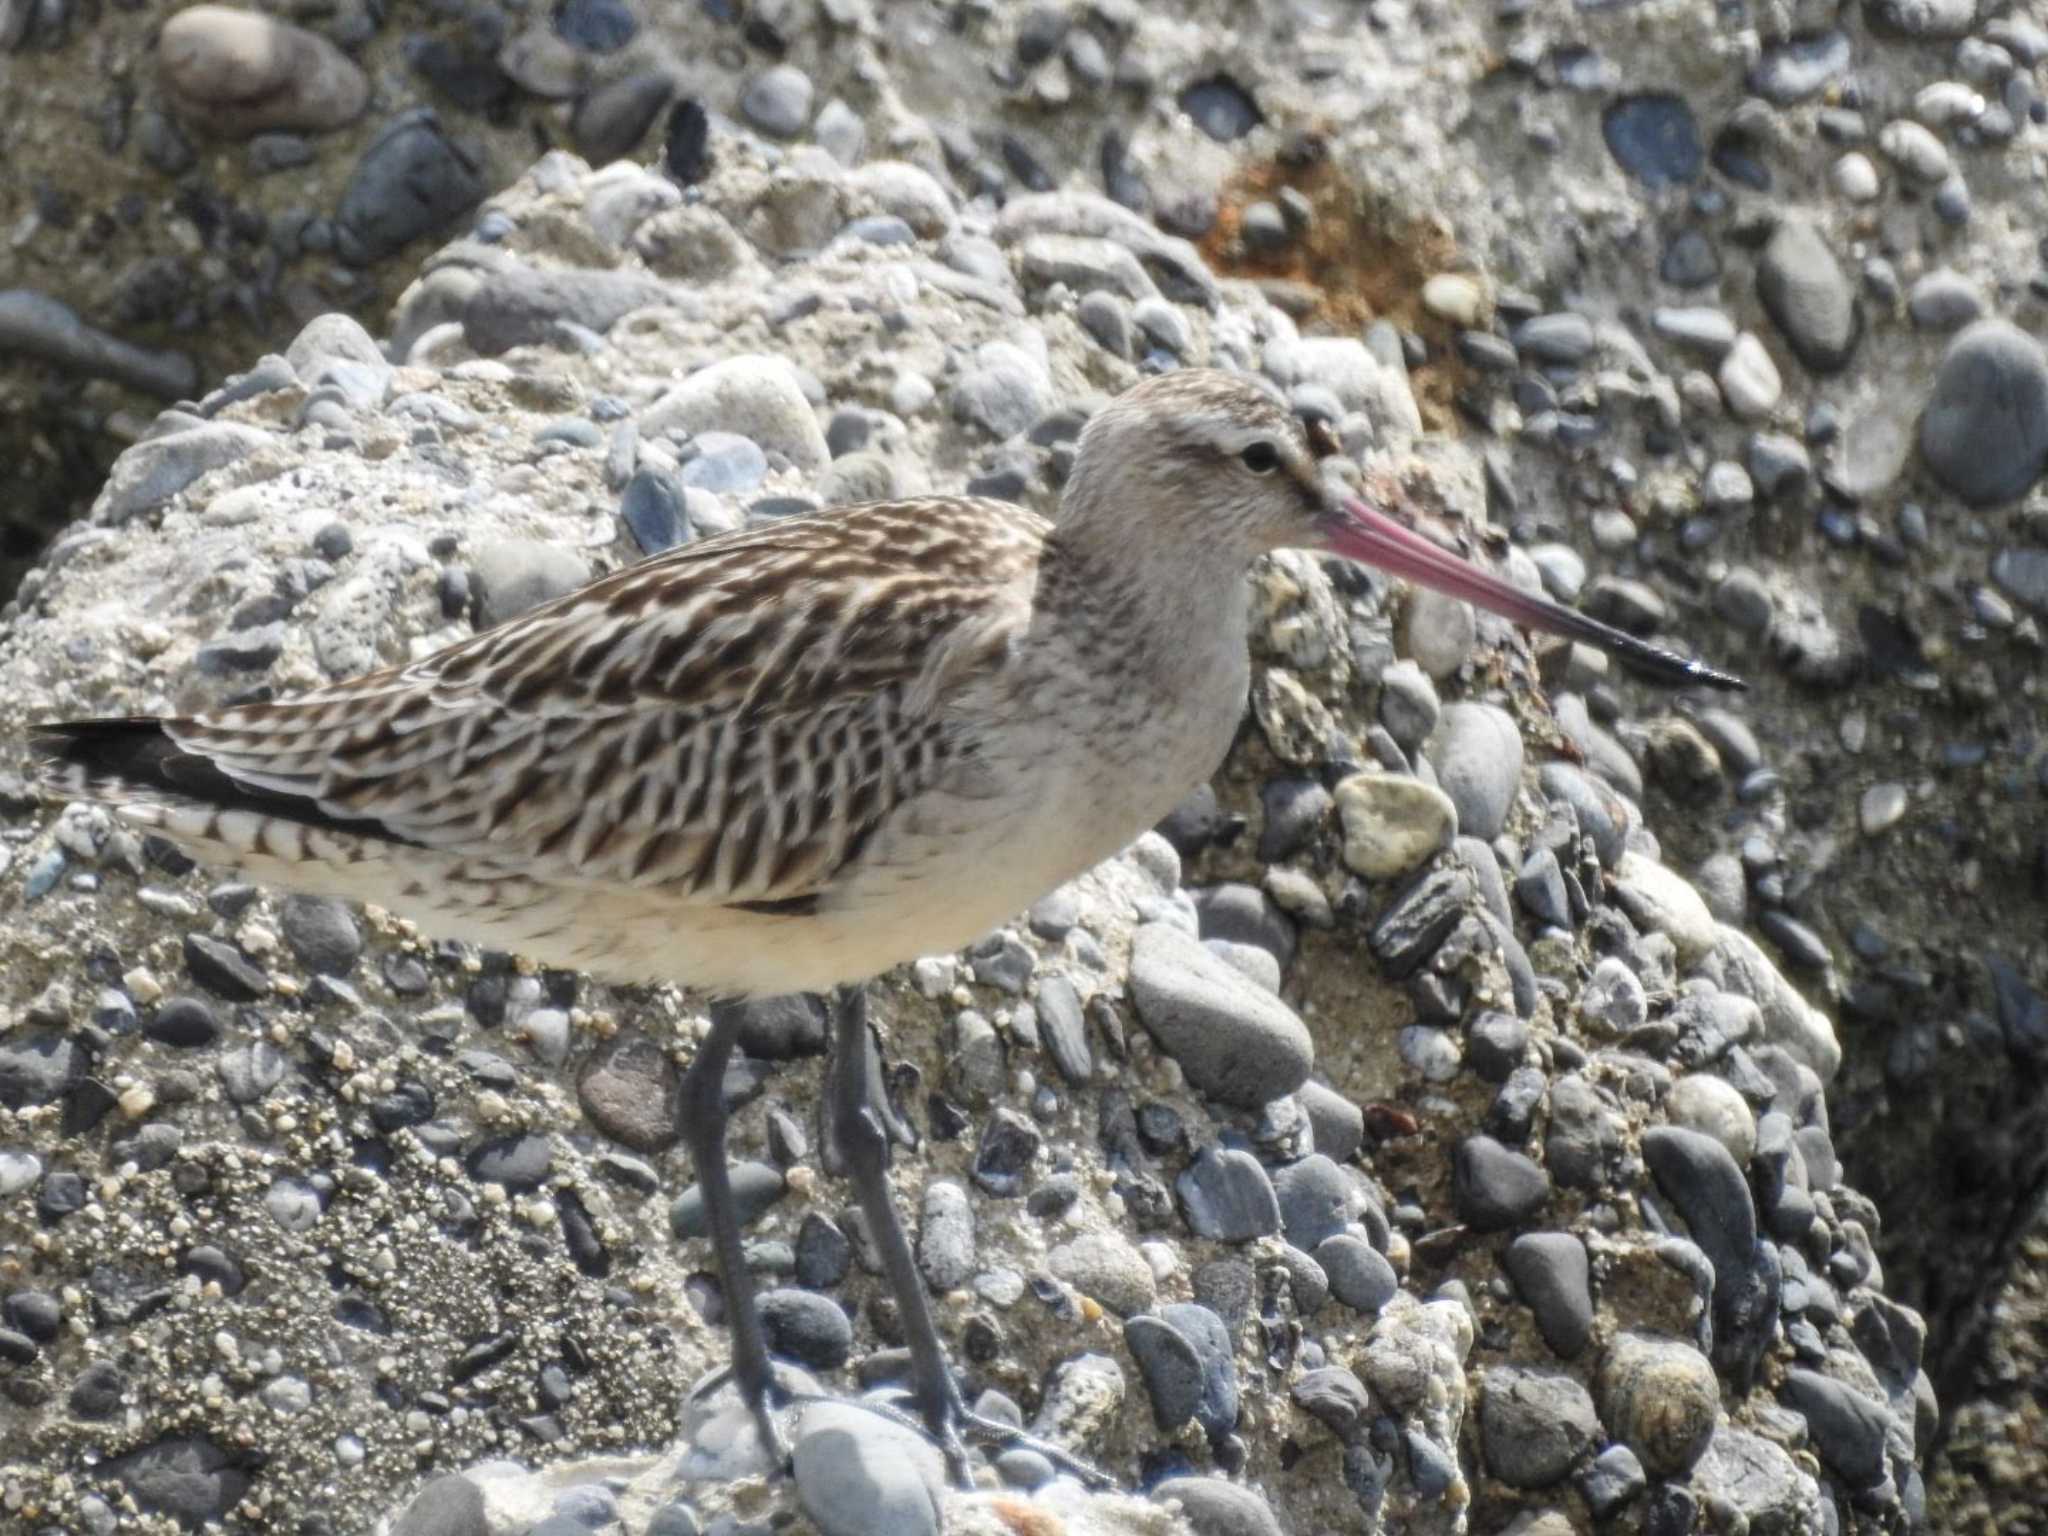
[680,1363,804,1482]
[790,1384,1113,1491]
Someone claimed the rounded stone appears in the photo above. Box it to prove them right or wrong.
[1756,219,1859,374]
[1479,1366,1600,1489]
[1048,1231,1157,1317]
[1599,1332,1721,1477]
[1919,319,2048,506]
[159,5,369,139]
[1502,1233,1593,1358]
[1333,772,1457,879]
[1718,333,1782,420]
[741,65,814,139]
[791,1402,944,1536]
[1666,1074,1758,1166]
[1601,94,1703,187]
[643,356,829,473]
[1426,702,1523,841]
[1129,923,1313,1109]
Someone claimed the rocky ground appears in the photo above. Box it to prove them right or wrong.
[1,0,2046,1533]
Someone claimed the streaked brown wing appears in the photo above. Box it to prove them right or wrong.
[152,499,1044,904]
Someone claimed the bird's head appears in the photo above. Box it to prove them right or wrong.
[1070,369,1745,691]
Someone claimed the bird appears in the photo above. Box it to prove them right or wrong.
[32,367,1742,1484]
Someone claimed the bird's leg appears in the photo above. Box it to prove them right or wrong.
[826,986,1114,1491]
[827,984,975,1483]
[680,1000,789,1470]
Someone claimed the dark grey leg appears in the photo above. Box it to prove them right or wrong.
[826,986,1113,1491]
[681,1000,788,1468]
[828,985,974,1482]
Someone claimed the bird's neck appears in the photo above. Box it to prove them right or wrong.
[1042,498,1256,706]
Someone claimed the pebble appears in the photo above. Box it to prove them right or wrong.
[1126,1302,1236,1438]
[741,66,813,139]
[1332,772,1456,879]
[1641,1125,1756,1290]
[1600,95,1702,186]
[1599,1332,1720,1477]
[1717,333,1783,419]
[1502,1233,1593,1357]
[1176,1146,1281,1242]
[335,110,486,265]
[671,1161,785,1239]
[1452,1136,1551,1231]
[1128,923,1313,1109]
[1152,1477,1284,1536]
[1859,782,1908,834]
[1750,32,1852,103]
[1779,1368,1892,1490]
[1048,1231,1156,1316]
[158,6,368,138]
[1272,1154,1360,1251]
[1756,219,1858,374]
[1831,152,1881,201]
[1667,1073,1758,1165]
[1178,76,1262,142]
[1314,1235,1399,1314]
[1479,1366,1600,1489]
[1918,320,2048,505]
[646,356,830,473]
[791,1402,944,1536]
[1877,118,1952,183]
[1425,702,1522,840]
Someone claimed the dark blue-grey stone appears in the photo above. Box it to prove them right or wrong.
[1178,76,1262,142]
[1478,1366,1599,1489]
[467,1133,553,1190]
[1579,1443,1648,1516]
[1128,1303,1237,1439]
[1503,1232,1593,1357]
[671,1161,787,1238]
[1919,320,2048,505]
[554,0,637,52]
[1602,95,1702,186]
[103,1438,251,1529]
[1272,1154,1357,1251]
[1313,1235,1398,1314]
[1176,1146,1280,1242]
[335,110,485,266]
[1780,1368,1891,1489]
[758,1288,853,1370]
[621,467,688,555]
[1452,1135,1550,1231]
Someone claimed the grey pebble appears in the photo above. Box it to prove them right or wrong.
[1779,1367,1892,1489]
[1919,319,2048,505]
[1479,1366,1599,1489]
[671,1161,785,1239]
[741,65,813,138]
[917,1180,975,1291]
[1129,923,1312,1109]
[1503,1232,1593,1357]
[1453,1135,1551,1230]
[1152,1477,1284,1536]
[1176,1146,1281,1242]
[1313,1235,1398,1313]
[791,1401,943,1536]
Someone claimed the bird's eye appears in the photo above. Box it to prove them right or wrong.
[1239,442,1281,474]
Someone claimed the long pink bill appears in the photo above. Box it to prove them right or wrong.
[1326,496,1747,693]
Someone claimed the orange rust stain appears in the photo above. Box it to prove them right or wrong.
[986,1495,1067,1536]
[1200,151,1473,432]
